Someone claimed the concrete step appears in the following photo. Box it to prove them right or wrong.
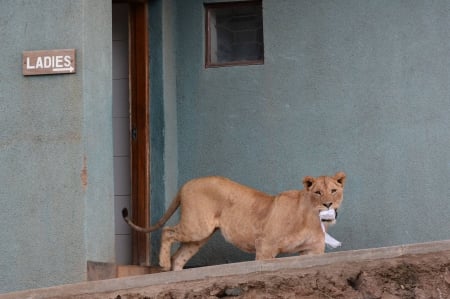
[1,239,450,299]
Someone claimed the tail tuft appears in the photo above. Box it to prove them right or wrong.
[122,208,129,219]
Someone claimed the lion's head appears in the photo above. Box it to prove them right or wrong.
[302,172,346,220]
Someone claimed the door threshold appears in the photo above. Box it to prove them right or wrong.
[87,261,163,281]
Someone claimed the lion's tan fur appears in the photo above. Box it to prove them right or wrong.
[123,172,346,271]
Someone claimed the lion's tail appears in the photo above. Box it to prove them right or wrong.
[122,193,181,233]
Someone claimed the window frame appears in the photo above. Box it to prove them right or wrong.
[204,0,264,68]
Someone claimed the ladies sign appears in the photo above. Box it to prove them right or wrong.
[23,49,76,76]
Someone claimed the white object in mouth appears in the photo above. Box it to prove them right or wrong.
[319,209,341,248]
[323,229,342,248]
[319,209,336,221]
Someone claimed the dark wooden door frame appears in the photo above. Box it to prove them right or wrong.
[129,1,150,266]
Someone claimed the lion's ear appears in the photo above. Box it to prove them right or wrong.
[303,176,315,190]
[334,172,346,187]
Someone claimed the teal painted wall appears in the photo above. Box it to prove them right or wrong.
[1,0,449,292]
[0,0,114,293]
[149,0,179,264]
[149,0,166,264]
[169,0,450,267]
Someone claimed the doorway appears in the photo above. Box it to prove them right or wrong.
[112,1,150,266]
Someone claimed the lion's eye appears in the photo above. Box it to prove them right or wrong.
[314,191,322,195]
[331,189,337,194]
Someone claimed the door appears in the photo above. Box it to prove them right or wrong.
[112,0,150,266]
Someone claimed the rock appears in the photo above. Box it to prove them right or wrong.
[444,268,450,286]
[224,287,243,296]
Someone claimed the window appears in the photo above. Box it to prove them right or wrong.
[205,1,264,67]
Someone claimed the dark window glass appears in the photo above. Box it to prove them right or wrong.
[205,1,264,67]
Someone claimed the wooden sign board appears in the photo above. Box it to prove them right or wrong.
[23,49,76,76]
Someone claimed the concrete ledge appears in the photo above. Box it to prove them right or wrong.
[2,239,450,298]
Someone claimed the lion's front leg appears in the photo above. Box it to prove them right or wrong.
[255,238,278,260]
[300,239,325,256]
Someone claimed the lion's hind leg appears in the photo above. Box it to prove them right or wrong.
[159,226,178,271]
[159,222,216,271]
[171,237,211,271]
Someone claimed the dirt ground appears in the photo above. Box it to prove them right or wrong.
[74,251,449,299]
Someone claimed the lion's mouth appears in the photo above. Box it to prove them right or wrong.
[319,209,338,222]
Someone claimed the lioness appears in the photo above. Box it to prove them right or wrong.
[122,172,346,271]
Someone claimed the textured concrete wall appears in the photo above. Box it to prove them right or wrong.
[149,0,179,264]
[149,0,166,264]
[172,0,450,267]
[3,0,448,292]
[81,0,114,265]
[0,0,114,293]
